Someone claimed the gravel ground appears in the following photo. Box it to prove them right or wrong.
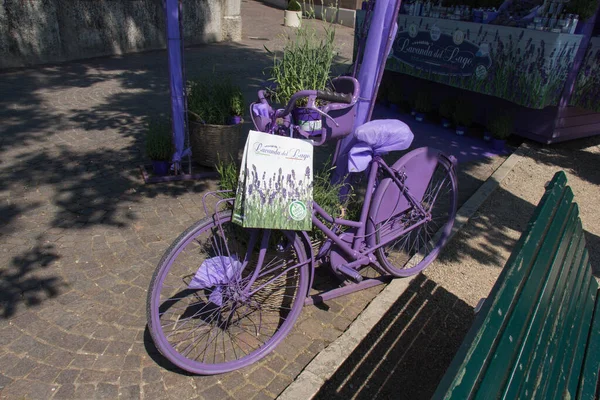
[314,135,600,399]
[428,136,600,307]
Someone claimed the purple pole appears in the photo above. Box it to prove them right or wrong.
[166,0,185,164]
[334,0,400,180]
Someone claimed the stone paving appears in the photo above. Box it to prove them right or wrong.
[0,2,505,399]
[0,3,382,399]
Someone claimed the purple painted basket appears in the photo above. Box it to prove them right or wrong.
[292,107,322,133]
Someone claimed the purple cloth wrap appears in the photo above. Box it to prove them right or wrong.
[188,255,243,306]
[348,119,414,172]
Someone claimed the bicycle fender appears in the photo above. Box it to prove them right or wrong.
[366,147,444,246]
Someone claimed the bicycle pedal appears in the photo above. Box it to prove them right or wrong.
[336,265,363,283]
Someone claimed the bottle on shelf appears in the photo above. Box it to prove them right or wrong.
[549,13,558,30]
[570,14,579,34]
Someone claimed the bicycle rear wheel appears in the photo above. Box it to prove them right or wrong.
[371,149,458,277]
[147,211,309,374]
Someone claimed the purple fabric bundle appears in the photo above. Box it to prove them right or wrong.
[251,103,272,132]
[348,119,414,172]
[189,255,243,306]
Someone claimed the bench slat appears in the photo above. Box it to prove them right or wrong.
[432,172,569,400]
[530,253,593,399]
[560,236,590,399]
[474,190,576,399]
[558,264,597,399]
[501,221,584,399]
[576,280,600,400]
[543,260,596,399]
[517,237,589,399]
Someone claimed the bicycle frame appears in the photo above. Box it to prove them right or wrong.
[203,153,434,304]
[310,156,430,269]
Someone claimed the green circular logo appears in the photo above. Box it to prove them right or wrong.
[289,201,307,221]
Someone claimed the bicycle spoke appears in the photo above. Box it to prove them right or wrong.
[148,211,307,372]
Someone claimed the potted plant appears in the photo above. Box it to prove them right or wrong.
[453,99,474,135]
[413,91,431,122]
[284,0,302,28]
[230,87,245,125]
[439,98,455,129]
[146,120,172,176]
[187,79,244,167]
[376,82,389,108]
[387,84,404,113]
[266,18,336,133]
[488,114,512,151]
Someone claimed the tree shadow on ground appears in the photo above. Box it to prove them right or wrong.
[0,39,281,318]
[0,235,63,318]
[533,135,600,186]
[314,274,474,400]
[439,180,537,268]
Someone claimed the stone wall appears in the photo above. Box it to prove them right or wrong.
[0,0,241,69]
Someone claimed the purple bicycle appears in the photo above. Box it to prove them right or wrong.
[147,0,458,375]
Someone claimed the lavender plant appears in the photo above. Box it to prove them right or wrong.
[188,79,244,124]
[488,114,513,140]
[453,99,474,127]
[414,91,431,113]
[265,12,337,106]
[146,120,172,161]
[287,0,302,11]
[439,97,456,120]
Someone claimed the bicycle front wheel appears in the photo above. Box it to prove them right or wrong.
[147,211,309,374]
[371,149,458,277]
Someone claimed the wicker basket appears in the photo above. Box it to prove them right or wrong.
[189,121,244,167]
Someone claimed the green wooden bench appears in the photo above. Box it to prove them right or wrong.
[433,171,599,400]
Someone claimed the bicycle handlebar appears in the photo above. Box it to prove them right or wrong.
[316,89,353,104]
[258,88,352,119]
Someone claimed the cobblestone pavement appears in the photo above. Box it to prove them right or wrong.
[0,3,380,399]
[0,2,504,399]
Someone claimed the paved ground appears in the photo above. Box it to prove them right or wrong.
[0,2,514,399]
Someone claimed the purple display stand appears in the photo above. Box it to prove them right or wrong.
[335,0,401,179]
[368,5,600,144]
[141,0,221,183]
[166,0,186,167]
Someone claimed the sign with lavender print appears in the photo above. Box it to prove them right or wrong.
[391,29,492,77]
[356,13,584,109]
[570,37,600,112]
[233,130,313,231]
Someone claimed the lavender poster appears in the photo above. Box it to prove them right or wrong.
[233,131,313,231]
[356,12,584,109]
[570,37,600,112]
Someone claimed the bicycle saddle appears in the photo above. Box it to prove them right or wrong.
[348,119,414,172]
